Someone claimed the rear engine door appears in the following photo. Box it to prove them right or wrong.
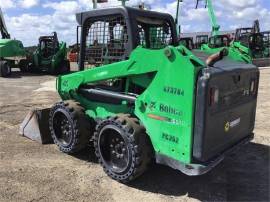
[193,62,259,162]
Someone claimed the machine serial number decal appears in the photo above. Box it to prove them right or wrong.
[160,104,183,116]
[225,118,241,132]
[162,133,179,144]
[163,86,184,96]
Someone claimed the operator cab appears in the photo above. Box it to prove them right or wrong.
[262,31,270,47]
[39,32,59,59]
[262,31,270,57]
[76,7,178,70]
[208,34,231,48]
[235,28,265,57]
[248,33,265,57]
[195,35,208,49]
[179,37,194,50]
[235,28,256,47]
[235,27,253,43]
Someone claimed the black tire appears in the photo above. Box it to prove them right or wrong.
[94,114,153,183]
[27,63,36,73]
[49,100,93,153]
[0,61,11,77]
[19,60,29,72]
[58,60,70,75]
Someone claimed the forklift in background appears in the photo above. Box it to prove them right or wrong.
[232,20,269,66]
[195,35,208,49]
[179,37,194,50]
[261,31,270,57]
[233,20,265,58]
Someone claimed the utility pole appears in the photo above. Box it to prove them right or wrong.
[92,0,97,9]
[175,0,183,35]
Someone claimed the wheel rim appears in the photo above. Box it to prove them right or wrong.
[52,110,73,146]
[99,125,130,174]
[6,65,11,74]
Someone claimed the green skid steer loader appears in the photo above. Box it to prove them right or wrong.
[23,7,259,183]
[29,32,70,74]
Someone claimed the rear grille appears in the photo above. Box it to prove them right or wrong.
[208,74,259,114]
[193,67,259,162]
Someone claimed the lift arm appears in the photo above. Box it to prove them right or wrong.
[57,46,204,95]
[206,0,220,36]
[196,0,220,36]
[0,7,10,39]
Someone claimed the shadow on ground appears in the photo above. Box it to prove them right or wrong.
[72,141,269,201]
[72,144,99,163]
[6,69,77,79]
[6,70,53,79]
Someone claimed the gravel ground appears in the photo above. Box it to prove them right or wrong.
[0,67,269,202]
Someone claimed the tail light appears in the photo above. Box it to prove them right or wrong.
[250,80,257,95]
[209,87,219,106]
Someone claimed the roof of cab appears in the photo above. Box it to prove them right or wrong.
[76,6,174,25]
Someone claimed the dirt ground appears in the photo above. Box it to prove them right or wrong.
[0,67,269,202]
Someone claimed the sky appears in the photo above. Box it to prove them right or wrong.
[1,0,270,46]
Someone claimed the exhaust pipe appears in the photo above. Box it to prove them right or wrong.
[206,48,229,67]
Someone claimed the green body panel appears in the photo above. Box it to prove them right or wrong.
[230,42,252,61]
[32,41,67,71]
[233,42,268,59]
[200,43,252,63]
[200,43,223,53]
[0,39,26,58]
[133,47,202,163]
[264,47,270,57]
[57,45,204,163]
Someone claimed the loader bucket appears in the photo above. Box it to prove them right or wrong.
[19,108,53,144]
